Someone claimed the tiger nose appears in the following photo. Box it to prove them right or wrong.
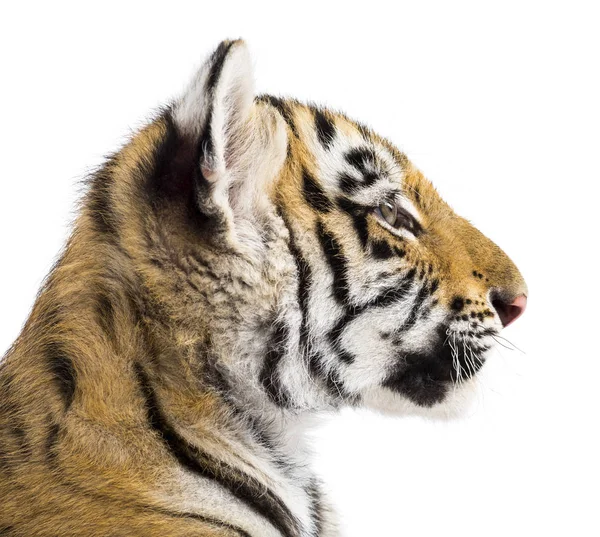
[491,294,527,328]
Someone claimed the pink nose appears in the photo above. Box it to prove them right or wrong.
[491,294,527,328]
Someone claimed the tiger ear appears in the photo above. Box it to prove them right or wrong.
[169,40,287,247]
[173,39,254,180]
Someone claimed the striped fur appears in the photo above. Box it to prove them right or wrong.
[0,40,527,536]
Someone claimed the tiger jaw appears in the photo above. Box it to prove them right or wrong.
[380,326,492,409]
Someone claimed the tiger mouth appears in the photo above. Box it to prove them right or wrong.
[382,326,494,407]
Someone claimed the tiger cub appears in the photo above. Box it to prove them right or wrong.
[0,40,527,536]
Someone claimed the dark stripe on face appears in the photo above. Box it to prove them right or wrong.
[397,283,431,335]
[280,213,312,347]
[306,350,352,400]
[274,207,353,404]
[337,172,378,196]
[46,342,76,411]
[260,320,293,408]
[316,221,349,305]
[303,169,333,213]
[336,196,370,249]
[370,239,393,260]
[257,95,300,138]
[275,205,315,374]
[314,109,336,149]
[336,348,355,364]
[345,147,376,174]
[338,171,359,194]
[343,147,379,189]
[329,268,416,353]
[134,363,299,537]
[350,213,369,249]
[394,246,406,258]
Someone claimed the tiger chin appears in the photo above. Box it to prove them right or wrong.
[0,40,527,536]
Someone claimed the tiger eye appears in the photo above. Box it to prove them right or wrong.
[379,201,398,226]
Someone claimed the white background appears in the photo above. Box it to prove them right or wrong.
[1,2,598,536]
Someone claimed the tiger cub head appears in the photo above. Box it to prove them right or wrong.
[97,40,527,417]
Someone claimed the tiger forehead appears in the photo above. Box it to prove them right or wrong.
[258,96,450,223]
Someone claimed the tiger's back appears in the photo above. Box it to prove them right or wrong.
[0,40,526,536]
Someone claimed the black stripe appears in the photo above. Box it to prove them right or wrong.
[336,196,371,216]
[151,505,252,537]
[39,460,253,537]
[199,41,237,173]
[412,185,423,207]
[134,364,300,537]
[260,320,293,407]
[404,283,430,329]
[336,349,355,364]
[200,105,215,167]
[316,221,349,305]
[314,109,336,149]
[96,286,116,341]
[87,161,119,238]
[277,207,356,401]
[328,268,416,354]
[336,196,370,250]
[338,171,359,194]
[350,212,369,249]
[306,480,324,537]
[306,350,354,401]
[206,41,237,92]
[329,268,417,332]
[337,147,380,193]
[324,366,355,401]
[46,342,76,410]
[46,422,60,466]
[345,147,376,174]
[278,208,312,346]
[257,95,300,138]
[370,239,393,260]
[146,110,195,200]
[10,425,30,460]
[394,246,406,258]
[393,282,431,340]
[328,274,416,367]
[303,169,333,213]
